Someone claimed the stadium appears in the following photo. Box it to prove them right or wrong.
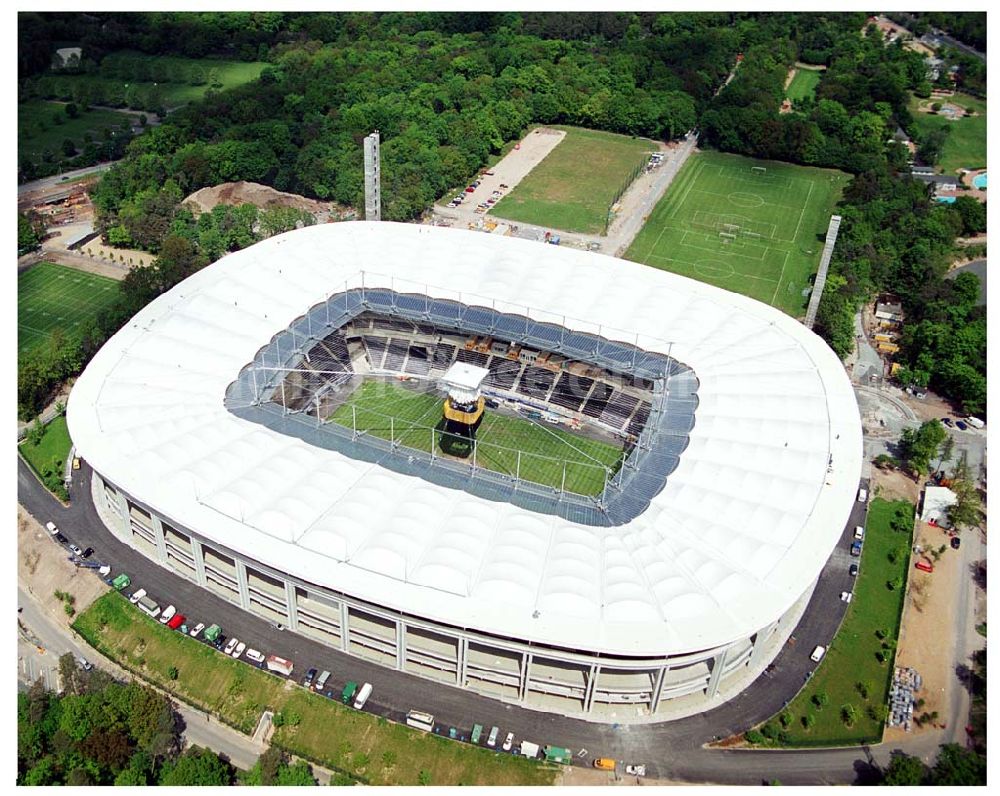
[68,221,862,721]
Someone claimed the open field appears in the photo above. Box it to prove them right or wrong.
[491,126,655,234]
[908,92,987,173]
[31,53,268,109]
[18,262,119,359]
[18,100,136,165]
[625,151,848,317]
[328,380,623,496]
[785,69,822,102]
[752,499,914,746]
[19,415,72,481]
[73,593,556,786]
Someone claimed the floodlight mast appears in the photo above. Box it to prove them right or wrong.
[364,131,381,221]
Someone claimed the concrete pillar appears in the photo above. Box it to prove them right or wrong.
[650,665,667,713]
[151,514,168,564]
[456,637,468,686]
[285,581,299,630]
[748,621,779,668]
[235,560,251,611]
[191,539,207,587]
[339,602,350,652]
[584,664,600,713]
[113,490,131,538]
[519,653,533,702]
[707,647,730,698]
[397,621,407,671]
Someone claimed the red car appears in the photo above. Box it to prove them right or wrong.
[167,613,186,630]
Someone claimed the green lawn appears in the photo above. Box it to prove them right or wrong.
[750,499,914,746]
[32,54,268,109]
[625,151,849,317]
[18,100,137,164]
[19,415,72,478]
[908,93,987,173]
[786,69,822,102]
[491,126,655,234]
[328,379,623,496]
[73,593,557,786]
[18,262,119,360]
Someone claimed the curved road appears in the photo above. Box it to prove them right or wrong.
[19,460,937,784]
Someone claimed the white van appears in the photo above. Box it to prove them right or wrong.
[857,487,868,503]
[353,682,373,710]
[315,670,331,692]
[810,645,826,662]
[854,526,865,540]
[966,417,985,429]
[136,595,161,619]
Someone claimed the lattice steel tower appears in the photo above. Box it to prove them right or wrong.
[363,131,381,221]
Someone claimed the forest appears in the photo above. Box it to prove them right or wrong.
[18,655,317,785]
[16,11,987,417]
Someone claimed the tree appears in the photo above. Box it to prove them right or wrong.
[18,212,43,255]
[951,195,986,235]
[840,703,858,726]
[158,746,234,786]
[927,744,985,785]
[897,420,948,477]
[880,753,926,785]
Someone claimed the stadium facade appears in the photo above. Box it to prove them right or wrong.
[68,222,862,720]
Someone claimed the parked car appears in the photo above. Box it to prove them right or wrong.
[303,667,318,688]
[941,417,953,427]
[69,544,84,557]
[857,487,868,502]
[55,533,68,545]
[159,605,177,624]
[245,648,265,664]
[72,457,81,470]
[78,657,93,671]
[45,521,59,535]
[167,613,185,630]
[232,641,246,659]
[849,563,859,577]
[189,622,205,638]
[82,547,93,558]
[840,591,853,603]
[625,764,646,777]
[129,588,147,604]
[502,732,514,752]
[854,526,865,540]
[223,637,239,656]
[956,420,968,431]
[850,541,862,557]
[487,726,499,747]
[951,536,961,550]
[810,645,826,662]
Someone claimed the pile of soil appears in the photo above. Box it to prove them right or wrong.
[183,181,353,223]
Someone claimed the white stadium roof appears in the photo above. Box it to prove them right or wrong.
[68,222,862,656]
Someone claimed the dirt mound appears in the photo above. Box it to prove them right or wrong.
[183,181,353,223]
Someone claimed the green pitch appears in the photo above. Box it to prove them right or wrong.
[625,151,848,317]
[491,126,653,234]
[328,380,623,497]
[18,262,119,358]
[785,68,822,102]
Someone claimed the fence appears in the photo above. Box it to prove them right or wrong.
[604,155,650,234]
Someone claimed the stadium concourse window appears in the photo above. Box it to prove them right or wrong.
[225,287,698,527]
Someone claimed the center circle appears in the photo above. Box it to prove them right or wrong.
[694,260,736,279]
[728,192,765,208]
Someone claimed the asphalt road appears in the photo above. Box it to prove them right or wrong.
[946,259,986,306]
[19,458,913,784]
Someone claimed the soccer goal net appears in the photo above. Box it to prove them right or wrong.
[751,166,767,176]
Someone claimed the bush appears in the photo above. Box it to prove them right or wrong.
[801,713,815,730]
[841,704,858,727]
[812,691,829,709]
[744,729,765,744]
[417,770,432,786]
[168,666,179,680]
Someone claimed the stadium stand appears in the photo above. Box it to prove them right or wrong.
[517,365,556,399]
[628,401,651,437]
[582,383,614,419]
[404,345,430,376]
[456,348,490,368]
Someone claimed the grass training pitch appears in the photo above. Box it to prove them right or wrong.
[491,126,654,234]
[74,592,556,786]
[908,92,986,173]
[625,151,848,317]
[785,68,823,102]
[19,415,72,479]
[18,262,119,358]
[328,380,624,496]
